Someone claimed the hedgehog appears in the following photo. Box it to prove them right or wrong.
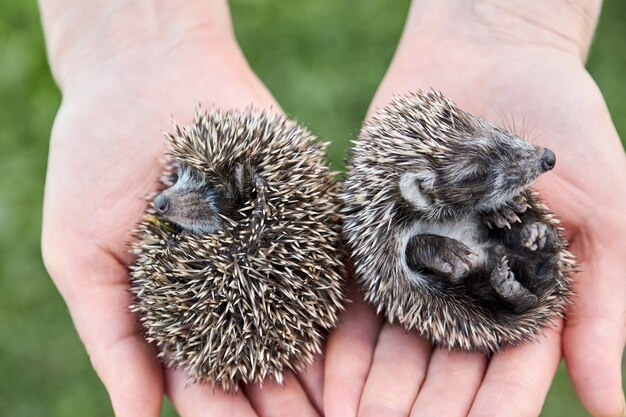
[129,108,345,391]
[342,91,575,353]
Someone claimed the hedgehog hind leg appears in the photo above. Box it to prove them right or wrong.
[489,256,538,313]
[406,234,476,282]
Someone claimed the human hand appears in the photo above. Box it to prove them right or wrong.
[40,1,323,416]
[324,1,625,416]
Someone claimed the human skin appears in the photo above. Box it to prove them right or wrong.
[324,1,626,416]
[39,0,626,416]
[39,1,324,416]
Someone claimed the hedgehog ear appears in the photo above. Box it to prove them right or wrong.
[399,172,433,210]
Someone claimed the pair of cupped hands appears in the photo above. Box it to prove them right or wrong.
[41,2,625,416]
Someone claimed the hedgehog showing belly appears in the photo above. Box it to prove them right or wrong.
[130,109,344,390]
[342,91,575,352]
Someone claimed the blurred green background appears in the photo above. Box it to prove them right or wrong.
[0,0,624,416]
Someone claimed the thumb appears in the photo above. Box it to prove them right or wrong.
[563,245,626,417]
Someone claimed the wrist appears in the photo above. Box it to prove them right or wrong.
[40,0,237,89]
[404,0,602,61]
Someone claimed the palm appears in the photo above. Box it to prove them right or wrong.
[325,41,626,417]
[42,55,323,417]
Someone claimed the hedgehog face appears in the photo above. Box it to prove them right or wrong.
[153,163,241,234]
[400,126,555,216]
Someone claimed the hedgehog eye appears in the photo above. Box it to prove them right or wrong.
[175,163,189,181]
[203,189,218,204]
[474,167,488,178]
[459,167,487,184]
[181,165,208,185]
[190,168,205,183]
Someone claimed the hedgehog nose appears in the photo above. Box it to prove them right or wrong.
[540,148,556,172]
[154,194,171,215]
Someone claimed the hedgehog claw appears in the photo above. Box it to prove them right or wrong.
[510,194,529,213]
[507,211,521,224]
[484,205,521,229]
[494,216,509,229]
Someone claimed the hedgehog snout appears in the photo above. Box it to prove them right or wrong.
[154,193,171,215]
[540,148,556,172]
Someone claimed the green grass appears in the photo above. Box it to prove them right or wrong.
[0,1,624,416]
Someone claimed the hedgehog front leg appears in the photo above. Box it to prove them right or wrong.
[405,234,476,282]
[483,194,529,229]
[490,256,538,313]
[521,222,547,251]
[521,221,557,251]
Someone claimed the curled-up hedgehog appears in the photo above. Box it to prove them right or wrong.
[129,109,345,390]
[342,91,575,353]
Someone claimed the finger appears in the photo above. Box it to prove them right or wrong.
[45,245,164,417]
[565,318,625,417]
[166,368,258,417]
[410,349,487,417]
[297,353,325,413]
[245,371,320,417]
[564,253,626,417]
[324,290,383,417]
[358,324,432,417]
[468,322,563,417]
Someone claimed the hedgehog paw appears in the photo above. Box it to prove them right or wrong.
[484,206,521,229]
[522,222,548,251]
[490,256,538,313]
[433,242,477,283]
[510,194,530,213]
[430,259,470,283]
[407,235,476,282]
